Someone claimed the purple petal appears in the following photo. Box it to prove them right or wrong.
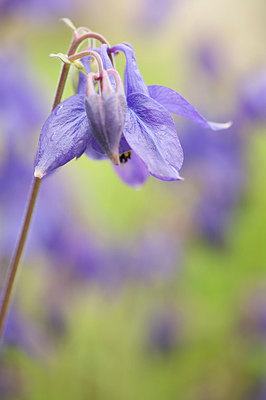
[77,55,91,95]
[124,93,184,181]
[113,151,149,188]
[111,43,149,97]
[86,137,108,160]
[148,85,231,130]
[93,45,116,89]
[85,92,127,164]
[86,134,131,161]
[34,94,91,178]
[97,44,113,70]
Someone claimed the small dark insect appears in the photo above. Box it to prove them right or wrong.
[119,151,132,164]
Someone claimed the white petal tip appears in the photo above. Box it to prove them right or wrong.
[223,121,233,129]
[208,120,233,131]
[34,168,45,179]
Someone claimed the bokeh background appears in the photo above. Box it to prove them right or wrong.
[0,0,266,399]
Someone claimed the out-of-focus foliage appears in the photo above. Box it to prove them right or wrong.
[0,0,265,399]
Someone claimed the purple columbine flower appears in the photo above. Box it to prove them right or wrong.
[34,43,230,187]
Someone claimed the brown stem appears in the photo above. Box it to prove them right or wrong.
[0,177,41,340]
[52,31,111,108]
[68,50,104,74]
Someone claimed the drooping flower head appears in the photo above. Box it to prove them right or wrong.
[34,38,231,188]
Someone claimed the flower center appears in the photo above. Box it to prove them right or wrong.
[119,151,132,163]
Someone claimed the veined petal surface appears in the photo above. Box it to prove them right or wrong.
[124,93,184,181]
[34,94,91,178]
[112,43,149,97]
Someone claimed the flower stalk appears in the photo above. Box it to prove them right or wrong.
[0,177,41,341]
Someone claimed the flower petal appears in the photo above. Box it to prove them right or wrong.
[113,151,149,188]
[85,92,127,164]
[86,137,108,160]
[97,44,113,70]
[34,94,91,178]
[148,85,232,130]
[93,45,116,89]
[124,93,184,181]
[111,43,149,97]
[77,55,91,94]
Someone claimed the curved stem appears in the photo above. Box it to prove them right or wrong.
[52,31,110,108]
[69,50,104,74]
[0,177,41,340]
[74,31,110,47]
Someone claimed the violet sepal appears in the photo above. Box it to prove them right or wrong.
[124,93,184,180]
[148,85,232,130]
[34,94,91,178]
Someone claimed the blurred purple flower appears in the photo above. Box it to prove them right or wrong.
[0,0,77,19]
[245,382,266,400]
[193,39,225,79]
[104,233,180,286]
[0,148,65,257]
[0,147,97,280]
[133,0,176,31]
[238,70,266,122]
[35,43,230,187]
[1,306,40,353]
[145,308,181,355]
[239,289,266,342]
[62,231,179,288]
[0,51,45,147]
[180,122,244,244]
